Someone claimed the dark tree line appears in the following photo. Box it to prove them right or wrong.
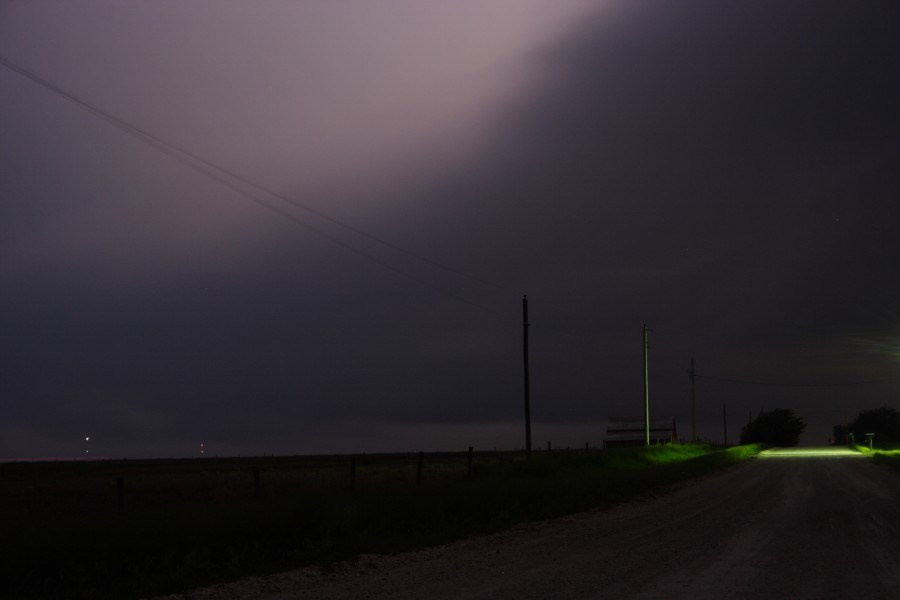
[833,405,900,446]
[739,408,806,447]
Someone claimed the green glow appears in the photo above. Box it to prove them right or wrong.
[855,446,900,457]
[640,444,759,465]
[759,447,862,458]
[641,444,707,464]
[723,444,763,460]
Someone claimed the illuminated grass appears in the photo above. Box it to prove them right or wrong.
[854,445,900,471]
[723,443,764,459]
[601,443,714,467]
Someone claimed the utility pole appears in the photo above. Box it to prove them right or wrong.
[523,295,532,459]
[689,357,696,442]
[723,403,727,447]
[643,324,650,446]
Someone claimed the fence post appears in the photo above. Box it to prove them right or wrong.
[467,446,474,479]
[547,440,552,455]
[585,442,589,455]
[116,476,125,514]
[253,467,260,499]
[416,451,424,485]
[350,457,356,490]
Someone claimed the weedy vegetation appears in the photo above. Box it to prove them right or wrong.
[0,443,760,599]
[853,444,900,471]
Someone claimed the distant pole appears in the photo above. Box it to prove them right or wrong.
[690,357,696,442]
[523,295,532,458]
[643,324,650,446]
[723,403,727,447]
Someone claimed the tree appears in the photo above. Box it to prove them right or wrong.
[846,406,900,445]
[740,408,806,447]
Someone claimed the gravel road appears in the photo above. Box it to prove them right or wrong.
[159,448,900,599]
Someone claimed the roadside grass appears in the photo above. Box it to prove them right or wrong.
[853,444,900,471]
[1,444,759,599]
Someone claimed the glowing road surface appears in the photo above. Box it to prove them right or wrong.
[164,448,900,599]
[758,446,865,457]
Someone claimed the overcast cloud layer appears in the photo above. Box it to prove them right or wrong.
[2,1,899,458]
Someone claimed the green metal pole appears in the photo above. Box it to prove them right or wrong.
[644,324,650,446]
[523,295,532,459]
[690,357,696,442]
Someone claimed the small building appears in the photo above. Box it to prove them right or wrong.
[604,416,678,448]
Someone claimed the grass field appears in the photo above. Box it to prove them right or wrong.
[0,443,760,599]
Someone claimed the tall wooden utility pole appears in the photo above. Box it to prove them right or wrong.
[643,324,650,446]
[523,295,532,458]
[690,357,696,442]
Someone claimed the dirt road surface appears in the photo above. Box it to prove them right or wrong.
[161,448,900,599]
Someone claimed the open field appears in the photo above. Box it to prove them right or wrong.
[170,446,900,600]
[1,444,758,599]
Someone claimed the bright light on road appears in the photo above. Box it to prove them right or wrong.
[759,447,862,458]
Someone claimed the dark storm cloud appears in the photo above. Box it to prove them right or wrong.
[2,1,899,458]
[354,0,900,432]
[440,0,900,331]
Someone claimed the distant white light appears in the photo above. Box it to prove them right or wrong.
[85,436,90,441]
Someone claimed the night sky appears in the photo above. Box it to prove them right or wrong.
[2,1,899,459]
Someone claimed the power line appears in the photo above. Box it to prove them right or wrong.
[14,53,889,362]
[0,54,507,314]
[2,54,653,335]
[695,374,900,388]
